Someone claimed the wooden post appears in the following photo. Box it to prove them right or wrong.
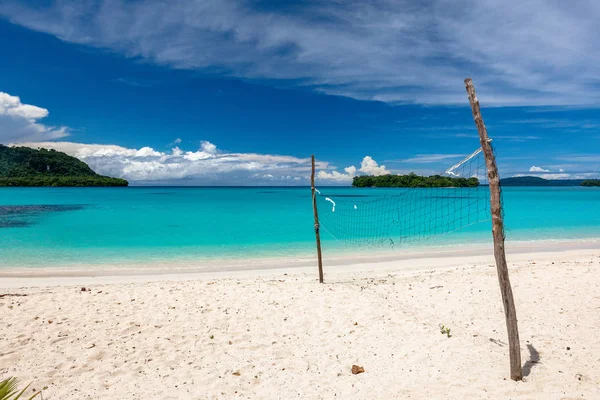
[464,78,523,381]
[311,155,324,283]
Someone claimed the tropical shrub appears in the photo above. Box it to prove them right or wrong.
[0,378,41,400]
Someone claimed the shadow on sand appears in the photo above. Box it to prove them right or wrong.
[522,344,540,377]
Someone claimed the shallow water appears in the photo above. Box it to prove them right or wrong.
[0,186,599,268]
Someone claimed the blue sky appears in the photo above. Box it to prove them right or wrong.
[0,0,599,185]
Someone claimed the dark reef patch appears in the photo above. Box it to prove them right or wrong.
[0,220,33,228]
[0,205,87,216]
[0,204,87,228]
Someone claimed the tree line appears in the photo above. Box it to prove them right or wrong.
[581,180,600,187]
[0,176,128,187]
[352,173,480,188]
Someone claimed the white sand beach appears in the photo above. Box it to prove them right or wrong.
[1,245,600,399]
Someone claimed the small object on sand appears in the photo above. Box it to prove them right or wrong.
[566,347,571,351]
[232,371,241,376]
[81,287,87,292]
[351,365,365,375]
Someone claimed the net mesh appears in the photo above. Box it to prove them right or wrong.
[314,148,490,248]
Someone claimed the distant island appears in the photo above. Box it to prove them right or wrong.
[352,173,479,188]
[582,180,600,187]
[500,176,600,187]
[351,174,600,188]
[0,145,128,187]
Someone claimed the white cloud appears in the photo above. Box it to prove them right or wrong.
[344,166,357,176]
[317,156,390,183]
[200,140,217,154]
[13,140,332,185]
[0,93,47,119]
[0,92,69,143]
[359,156,390,176]
[135,147,162,157]
[538,173,570,180]
[317,170,353,183]
[1,1,599,105]
[529,166,550,173]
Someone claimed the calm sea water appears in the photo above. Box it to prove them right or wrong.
[1,187,599,269]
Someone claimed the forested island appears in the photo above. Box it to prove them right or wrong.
[0,145,128,187]
[582,180,600,187]
[351,174,600,188]
[352,173,479,188]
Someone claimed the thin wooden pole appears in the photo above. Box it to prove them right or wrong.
[311,155,324,283]
[464,78,522,381]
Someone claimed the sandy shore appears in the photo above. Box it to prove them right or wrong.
[1,247,600,399]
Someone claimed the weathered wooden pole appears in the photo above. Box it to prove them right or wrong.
[464,78,523,381]
[311,155,324,283]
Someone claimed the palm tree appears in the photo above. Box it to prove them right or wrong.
[0,378,41,400]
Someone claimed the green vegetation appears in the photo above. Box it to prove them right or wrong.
[0,145,128,187]
[352,173,479,188]
[0,176,128,187]
[439,324,452,338]
[581,180,600,187]
[0,377,41,399]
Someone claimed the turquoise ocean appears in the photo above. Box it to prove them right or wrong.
[1,187,599,270]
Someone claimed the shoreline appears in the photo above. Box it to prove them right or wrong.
[1,237,599,288]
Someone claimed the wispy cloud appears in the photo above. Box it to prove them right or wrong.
[504,118,600,132]
[454,133,541,141]
[1,0,599,106]
[392,154,465,164]
[494,135,541,141]
[113,77,155,88]
[555,154,600,163]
